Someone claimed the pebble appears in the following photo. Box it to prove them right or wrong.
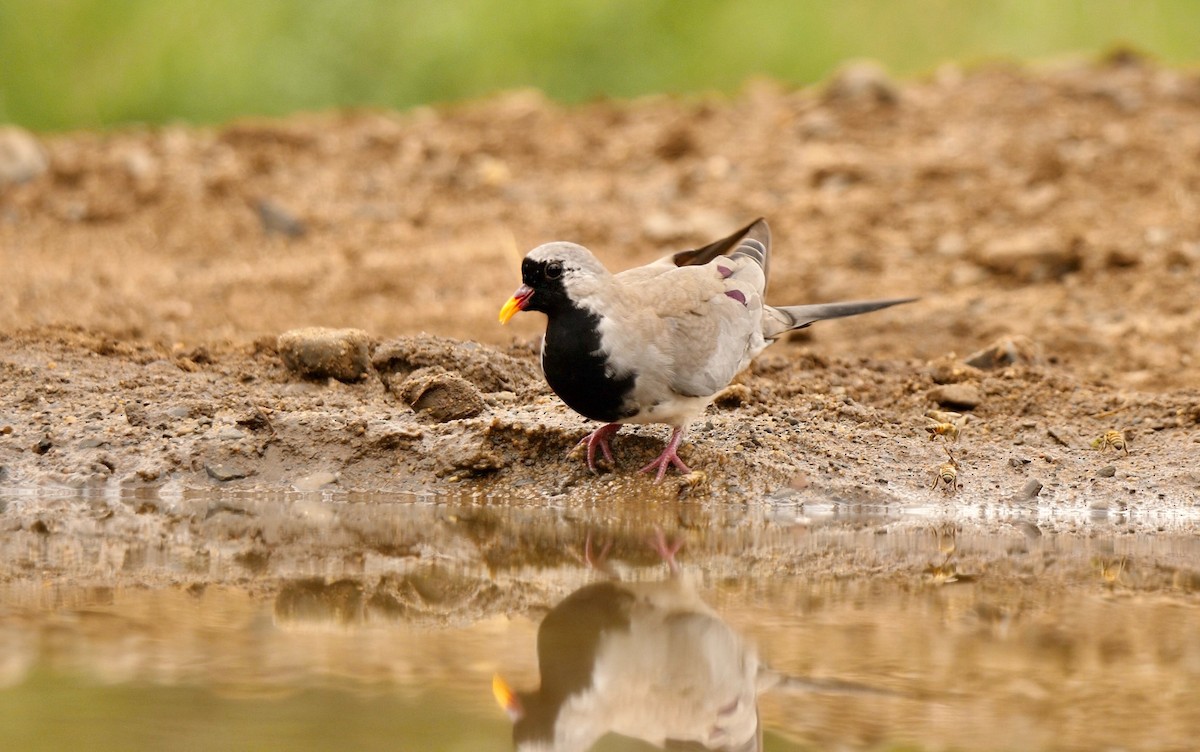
[292,471,338,492]
[210,426,247,441]
[1046,426,1074,448]
[964,335,1043,370]
[278,327,372,382]
[971,229,1081,283]
[928,358,983,385]
[256,198,306,237]
[1096,465,1117,478]
[0,126,48,186]
[824,60,899,105]
[205,463,251,482]
[396,366,484,422]
[1017,479,1044,500]
[124,403,149,426]
[927,383,982,410]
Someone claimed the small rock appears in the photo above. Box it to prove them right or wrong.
[927,383,982,410]
[1009,457,1031,468]
[278,327,372,382]
[397,366,484,422]
[437,441,505,476]
[369,424,424,449]
[33,436,52,455]
[1017,479,1044,500]
[1096,465,1117,478]
[256,199,306,237]
[78,438,107,449]
[211,426,248,441]
[654,126,698,161]
[971,229,1082,283]
[964,335,1043,370]
[124,403,149,426]
[1046,426,1074,448]
[472,155,511,187]
[928,357,984,385]
[205,463,251,482]
[0,126,49,186]
[824,60,899,106]
[292,471,339,492]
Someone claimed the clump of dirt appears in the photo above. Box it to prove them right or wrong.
[396,365,486,422]
[2,59,1200,507]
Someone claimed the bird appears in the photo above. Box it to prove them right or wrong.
[499,218,915,481]
[493,532,765,751]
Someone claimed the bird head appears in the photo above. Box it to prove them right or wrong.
[499,243,608,323]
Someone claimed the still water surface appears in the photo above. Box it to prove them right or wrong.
[1,493,1198,751]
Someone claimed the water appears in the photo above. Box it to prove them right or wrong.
[1,493,1199,751]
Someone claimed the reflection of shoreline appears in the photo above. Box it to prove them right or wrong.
[0,519,1198,750]
[0,585,539,699]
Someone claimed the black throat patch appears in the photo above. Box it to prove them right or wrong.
[541,301,637,424]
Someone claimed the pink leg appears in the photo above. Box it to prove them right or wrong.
[649,528,684,574]
[637,426,692,483]
[584,531,613,572]
[573,423,622,474]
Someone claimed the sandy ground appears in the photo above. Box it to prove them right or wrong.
[2,57,1200,513]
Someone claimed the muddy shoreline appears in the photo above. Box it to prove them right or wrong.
[3,59,1200,520]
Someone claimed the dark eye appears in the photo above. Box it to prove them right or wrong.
[545,261,563,279]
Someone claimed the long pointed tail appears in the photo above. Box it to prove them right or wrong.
[763,297,916,339]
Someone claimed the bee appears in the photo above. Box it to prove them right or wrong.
[930,452,962,493]
[1091,429,1129,455]
[924,412,967,443]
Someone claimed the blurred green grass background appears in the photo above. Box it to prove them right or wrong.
[1,0,1198,131]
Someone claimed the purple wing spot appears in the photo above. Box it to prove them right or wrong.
[725,289,747,306]
[716,265,733,279]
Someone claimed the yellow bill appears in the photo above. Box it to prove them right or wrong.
[498,285,534,324]
[492,673,523,720]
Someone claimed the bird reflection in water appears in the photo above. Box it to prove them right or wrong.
[493,532,765,752]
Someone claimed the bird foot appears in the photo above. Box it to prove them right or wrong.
[649,528,684,574]
[637,432,692,483]
[571,423,622,474]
